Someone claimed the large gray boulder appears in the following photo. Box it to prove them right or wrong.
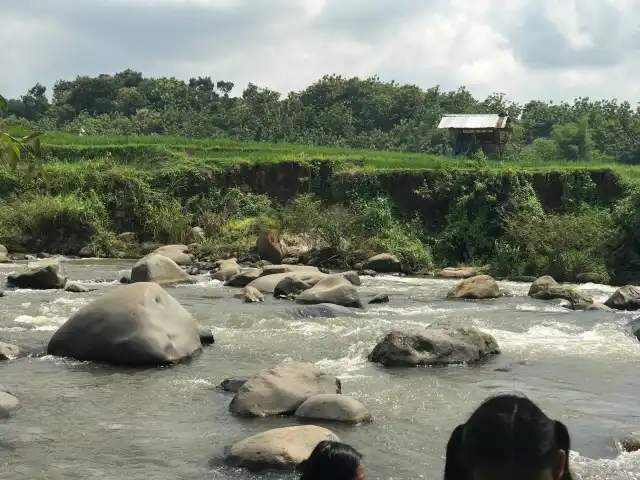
[260,265,320,277]
[0,386,21,418]
[446,275,501,299]
[527,276,558,297]
[7,258,67,290]
[131,253,191,285]
[0,341,21,360]
[338,271,361,286]
[295,275,363,308]
[0,244,7,255]
[47,282,202,366]
[605,285,640,311]
[528,276,593,310]
[153,244,193,266]
[247,271,327,294]
[295,394,372,424]
[362,253,402,273]
[225,425,339,472]
[628,317,640,341]
[368,325,500,367]
[224,268,262,287]
[0,253,10,264]
[229,362,341,417]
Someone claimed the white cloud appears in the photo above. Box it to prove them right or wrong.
[0,0,639,104]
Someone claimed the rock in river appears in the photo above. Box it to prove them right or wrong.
[256,228,284,265]
[604,285,640,311]
[0,341,21,360]
[0,385,21,418]
[295,275,363,308]
[528,276,593,310]
[229,361,341,417]
[153,244,193,266]
[446,275,501,299]
[130,253,191,285]
[197,325,215,345]
[243,285,265,303]
[224,268,262,287]
[295,393,372,424]
[47,282,202,366]
[225,425,339,472]
[362,253,402,273]
[368,325,500,367]
[7,258,67,290]
[290,303,359,318]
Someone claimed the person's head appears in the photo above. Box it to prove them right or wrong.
[444,394,573,480]
[300,440,364,480]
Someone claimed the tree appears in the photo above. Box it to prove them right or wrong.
[0,93,45,178]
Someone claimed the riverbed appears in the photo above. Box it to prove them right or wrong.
[0,259,639,479]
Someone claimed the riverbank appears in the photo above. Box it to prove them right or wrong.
[1,134,640,284]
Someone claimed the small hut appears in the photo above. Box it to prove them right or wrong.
[437,114,510,158]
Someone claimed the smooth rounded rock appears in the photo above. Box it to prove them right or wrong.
[47,282,202,366]
[295,394,372,424]
[362,253,402,273]
[225,425,339,472]
[0,342,21,360]
[243,286,265,303]
[295,275,363,308]
[446,275,501,300]
[229,361,341,417]
[368,325,500,367]
[7,258,67,290]
[153,244,193,266]
[131,253,191,285]
[224,268,262,287]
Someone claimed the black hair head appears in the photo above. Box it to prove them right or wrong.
[444,394,572,480]
[300,440,363,480]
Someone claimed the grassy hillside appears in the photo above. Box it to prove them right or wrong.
[39,133,640,177]
[1,133,640,285]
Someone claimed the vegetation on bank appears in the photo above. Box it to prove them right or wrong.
[2,71,640,283]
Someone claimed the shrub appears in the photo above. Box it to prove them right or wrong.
[0,193,110,254]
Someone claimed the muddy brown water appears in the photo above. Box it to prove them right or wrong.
[0,259,639,479]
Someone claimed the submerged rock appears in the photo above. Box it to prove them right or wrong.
[446,275,501,299]
[131,253,191,285]
[47,282,202,366]
[0,386,21,418]
[247,270,325,294]
[618,434,640,453]
[295,275,363,308]
[225,425,339,472]
[217,378,247,393]
[65,283,95,293]
[368,325,501,367]
[229,361,341,417]
[290,303,359,318]
[7,258,67,290]
[604,285,640,311]
[295,394,372,424]
[0,342,21,360]
[197,325,215,345]
[584,303,616,313]
[369,293,389,304]
[362,253,402,273]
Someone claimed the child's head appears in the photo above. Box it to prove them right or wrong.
[300,440,364,480]
[445,394,572,480]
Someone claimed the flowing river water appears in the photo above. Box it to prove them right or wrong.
[0,259,639,480]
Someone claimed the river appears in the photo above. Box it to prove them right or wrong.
[0,259,639,480]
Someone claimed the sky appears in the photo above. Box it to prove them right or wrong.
[2,0,639,104]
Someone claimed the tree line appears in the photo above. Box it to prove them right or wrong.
[3,69,640,163]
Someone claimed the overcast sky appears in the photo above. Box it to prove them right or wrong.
[2,0,639,104]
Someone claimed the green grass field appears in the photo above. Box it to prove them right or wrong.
[40,132,640,179]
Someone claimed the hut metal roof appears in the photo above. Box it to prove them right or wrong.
[437,114,509,129]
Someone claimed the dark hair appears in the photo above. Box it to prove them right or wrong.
[300,440,363,480]
[444,394,573,480]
